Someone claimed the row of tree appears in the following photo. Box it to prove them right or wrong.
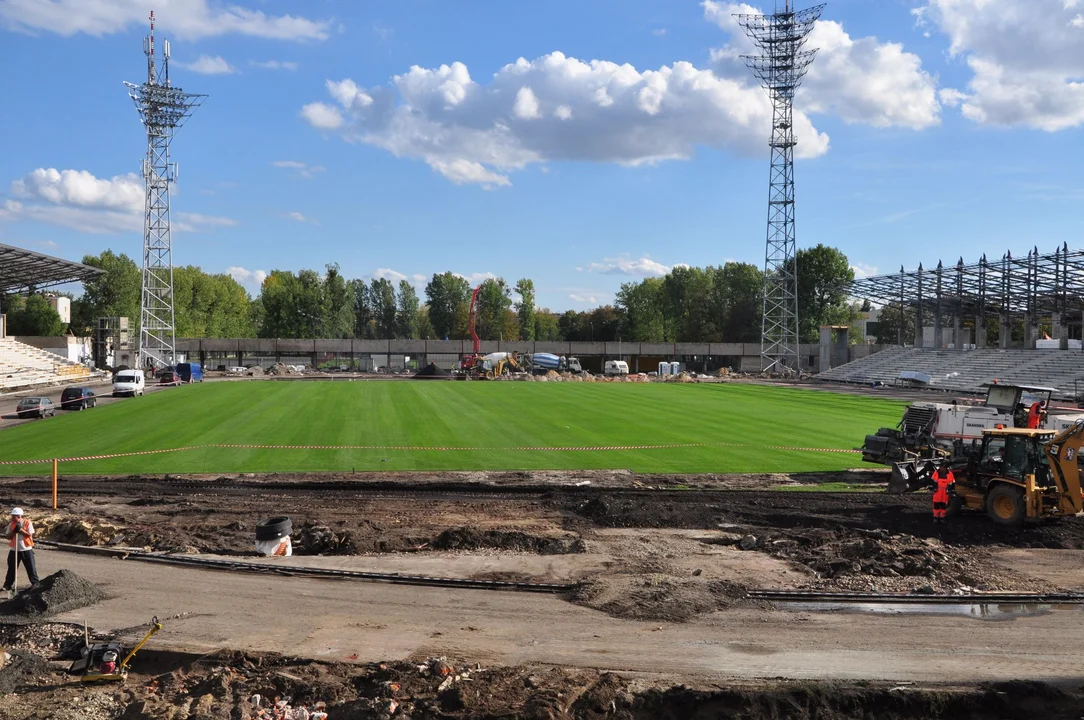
[4,245,859,344]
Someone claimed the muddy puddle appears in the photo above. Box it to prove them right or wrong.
[781,601,1084,620]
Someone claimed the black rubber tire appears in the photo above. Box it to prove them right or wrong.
[986,484,1026,526]
[255,516,292,540]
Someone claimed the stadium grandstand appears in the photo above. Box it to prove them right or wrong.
[0,242,105,391]
[819,243,1084,400]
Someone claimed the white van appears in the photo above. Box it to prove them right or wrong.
[604,360,630,376]
[113,370,145,397]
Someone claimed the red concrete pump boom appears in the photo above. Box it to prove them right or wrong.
[468,285,482,355]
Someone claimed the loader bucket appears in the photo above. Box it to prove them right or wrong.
[887,463,913,494]
[887,460,933,493]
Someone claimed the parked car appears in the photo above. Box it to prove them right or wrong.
[16,397,55,419]
[113,370,145,397]
[175,362,203,383]
[60,387,97,410]
[157,368,181,385]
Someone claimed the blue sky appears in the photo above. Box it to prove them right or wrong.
[1,0,1082,311]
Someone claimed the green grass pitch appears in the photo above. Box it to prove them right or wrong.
[0,381,905,475]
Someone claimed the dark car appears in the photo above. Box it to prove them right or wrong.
[60,386,97,410]
[16,397,55,419]
[157,368,180,385]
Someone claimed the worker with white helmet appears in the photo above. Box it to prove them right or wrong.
[4,507,40,592]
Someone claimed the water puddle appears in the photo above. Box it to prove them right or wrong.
[779,601,1084,621]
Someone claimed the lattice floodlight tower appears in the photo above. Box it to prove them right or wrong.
[124,12,205,370]
[737,1,824,374]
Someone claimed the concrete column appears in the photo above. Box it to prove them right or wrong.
[975,317,987,349]
[1025,323,1039,349]
[819,326,832,371]
[1053,312,1069,350]
[999,315,1011,349]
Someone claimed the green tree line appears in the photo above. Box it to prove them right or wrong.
[2,245,858,343]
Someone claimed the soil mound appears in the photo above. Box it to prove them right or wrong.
[432,527,585,555]
[412,363,451,379]
[0,649,49,694]
[571,576,745,621]
[0,569,105,618]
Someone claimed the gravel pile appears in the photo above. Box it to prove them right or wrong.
[0,569,106,618]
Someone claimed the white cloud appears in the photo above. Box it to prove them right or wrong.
[704,2,940,130]
[251,60,298,71]
[453,271,499,285]
[850,262,878,280]
[180,54,236,75]
[175,212,238,229]
[3,168,234,234]
[286,211,307,222]
[302,51,830,186]
[586,256,675,277]
[0,0,332,41]
[300,102,344,130]
[271,160,325,179]
[370,269,429,286]
[569,293,598,304]
[325,79,373,111]
[653,28,668,37]
[513,86,542,119]
[428,159,511,188]
[13,168,143,212]
[227,266,267,292]
[916,0,1084,130]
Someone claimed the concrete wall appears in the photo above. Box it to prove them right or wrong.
[3,335,891,374]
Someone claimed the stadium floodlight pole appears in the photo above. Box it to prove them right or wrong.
[737,1,824,374]
[125,11,205,371]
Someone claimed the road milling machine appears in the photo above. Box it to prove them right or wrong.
[859,382,1084,492]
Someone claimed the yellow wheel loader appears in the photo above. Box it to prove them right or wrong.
[936,421,1084,526]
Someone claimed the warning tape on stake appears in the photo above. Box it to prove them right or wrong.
[0,441,859,467]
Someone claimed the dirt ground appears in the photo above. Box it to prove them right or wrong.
[5,471,1083,614]
[2,471,1084,717]
[1,621,1083,720]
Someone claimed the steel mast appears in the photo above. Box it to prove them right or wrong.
[737,1,824,374]
[125,11,205,370]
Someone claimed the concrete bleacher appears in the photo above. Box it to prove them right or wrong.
[816,347,1084,400]
[0,336,97,392]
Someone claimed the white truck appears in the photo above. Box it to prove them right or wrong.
[604,360,629,376]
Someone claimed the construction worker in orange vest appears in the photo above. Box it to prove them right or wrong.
[931,464,955,523]
[1027,401,1046,429]
[4,507,39,592]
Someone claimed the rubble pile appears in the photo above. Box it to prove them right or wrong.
[247,365,266,376]
[295,522,357,556]
[268,363,302,376]
[763,528,1008,593]
[0,621,86,659]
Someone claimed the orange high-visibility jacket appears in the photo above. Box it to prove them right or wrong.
[7,519,34,550]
